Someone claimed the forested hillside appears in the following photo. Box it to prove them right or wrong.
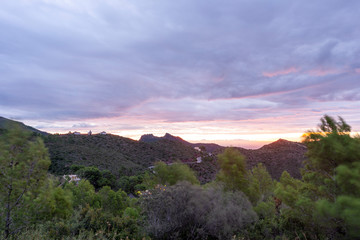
[44,133,198,176]
[1,115,360,239]
[0,116,307,182]
[237,139,307,179]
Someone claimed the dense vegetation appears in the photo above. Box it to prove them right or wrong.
[44,134,199,176]
[1,115,360,239]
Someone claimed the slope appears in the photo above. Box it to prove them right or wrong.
[0,116,48,135]
[44,133,199,176]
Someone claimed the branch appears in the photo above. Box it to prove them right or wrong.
[10,188,27,211]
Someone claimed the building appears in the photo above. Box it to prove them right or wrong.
[63,174,81,183]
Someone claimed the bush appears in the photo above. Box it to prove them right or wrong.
[141,182,257,239]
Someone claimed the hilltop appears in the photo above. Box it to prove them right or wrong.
[236,139,307,179]
[0,116,48,135]
[44,133,199,176]
[140,133,307,180]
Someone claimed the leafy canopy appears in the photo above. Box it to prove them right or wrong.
[0,128,51,239]
[154,161,199,185]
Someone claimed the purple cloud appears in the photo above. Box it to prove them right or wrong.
[0,0,360,138]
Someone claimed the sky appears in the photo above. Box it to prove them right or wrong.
[1,0,360,148]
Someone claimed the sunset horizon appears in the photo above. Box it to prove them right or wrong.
[9,114,337,149]
[1,0,360,149]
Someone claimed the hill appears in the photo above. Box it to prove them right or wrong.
[140,133,307,180]
[44,133,199,176]
[140,133,307,182]
[140,133,192,145]
[0,117,307,180]
[0,116,48,135]
[140,133,224,153]
[236,139,307,179]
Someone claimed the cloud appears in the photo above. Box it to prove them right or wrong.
[263,67,299,78]
[72,123,97,128]
[0,0,360,137]
[306,68,343,76]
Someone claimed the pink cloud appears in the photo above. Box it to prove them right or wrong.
[307,68,342,76]
[355,68,360,74]
[263,67,298,78]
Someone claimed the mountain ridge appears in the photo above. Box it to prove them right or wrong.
[0,116,307,180]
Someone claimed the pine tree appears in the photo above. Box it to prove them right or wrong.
[0,128,50,238]
[216,147,248,192]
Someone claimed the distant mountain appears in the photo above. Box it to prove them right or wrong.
[140,133,224,152]
[45,133,199,176]
[191,143,224,153]
[236,139,307,179]
[0,117,307,180]
[139,134,162,143]
[0,116,48,135]
[140,133,192,145]
[43,130,309,180]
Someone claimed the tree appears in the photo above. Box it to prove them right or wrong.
[154,161,199,185]
[216,148,248,192]
[247,163,275,206]
[32,177,73,221]
[301,115,360,202]
[76,166,116,190]
[97,186,128,216]
[64,179,96,208]
[76,166,102,189]
[274,115,360,239]
[302,115,358,177]
[316,161,360,238]
[302,115,360,238]
[0,128,51,239]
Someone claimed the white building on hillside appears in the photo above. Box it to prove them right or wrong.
[63,175,81,183]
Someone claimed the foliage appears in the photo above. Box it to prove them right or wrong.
[153,161,199,185]
[0,128,51,239]
[271,115,360,239]
[97,186,129,215]
[31,177,73,221]
[44,133,198,176]
[141,182,256,240]
[216,149,275,207]
[64,180,96,207]
[302,115,359,176]
[216,148,248,192]
[3,114,360,240]
[75,166,116,190]
[117,174,145,194]
[316,162,360,238]
[247,163,275,206]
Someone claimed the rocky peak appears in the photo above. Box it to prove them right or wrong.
[139,134,160,143]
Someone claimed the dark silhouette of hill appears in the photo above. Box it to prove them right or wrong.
[140,133,192,145]
[236,139,307,179]
[140,133,224,153]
